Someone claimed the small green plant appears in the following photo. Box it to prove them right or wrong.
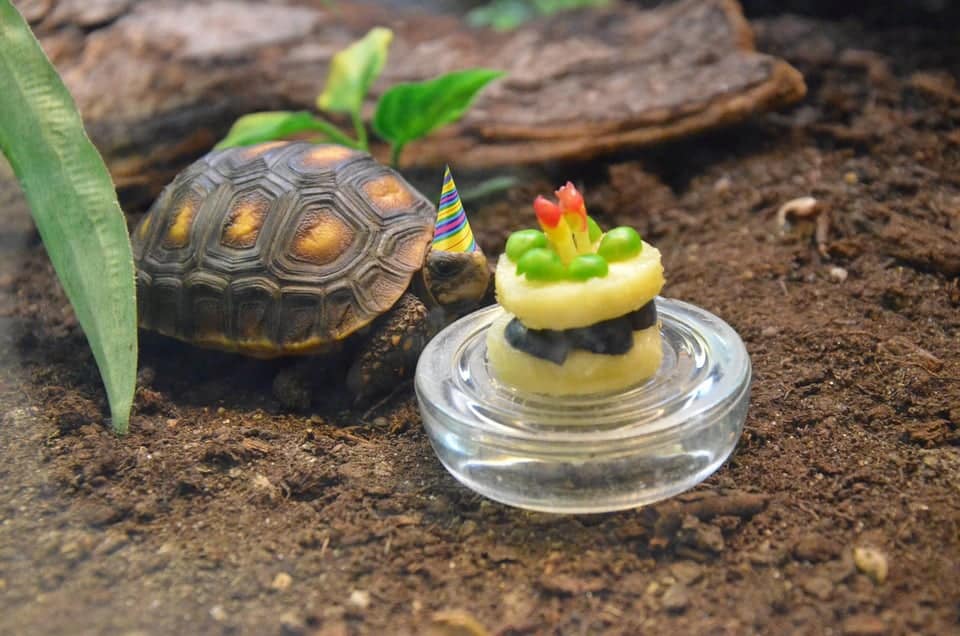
[467,0,612,31]
[216,28,504,167]
[0,0,138,433]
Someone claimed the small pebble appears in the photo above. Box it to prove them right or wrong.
[271,572,293,591]
[133,499,159,521]
[829,266,849,283]
[800,576,834,601]
[348,589,371,609]
[59,535,94,563]
[209,605,228,622]
[761,326,780,338]
[748,540,785,566]
[669,561,704,585]
[458,520,478,539]
[853,546,888,584]
[661,584,690,613]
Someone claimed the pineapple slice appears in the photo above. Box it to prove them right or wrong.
[495,242,664,330]
[486,313,662,395]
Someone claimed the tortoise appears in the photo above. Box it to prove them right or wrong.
[131,141,489,406]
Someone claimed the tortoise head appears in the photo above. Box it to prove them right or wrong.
[420,166,490,316]
[422,245,489,315]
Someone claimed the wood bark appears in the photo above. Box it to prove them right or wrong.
[18,0,805,201]
[881,212,960,277]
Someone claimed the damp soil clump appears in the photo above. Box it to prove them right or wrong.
[1,8,959,636]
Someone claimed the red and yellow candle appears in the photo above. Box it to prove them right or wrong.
[533,195,578,264]
[556,182,591,254]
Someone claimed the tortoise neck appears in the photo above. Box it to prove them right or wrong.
[412,267,441,310]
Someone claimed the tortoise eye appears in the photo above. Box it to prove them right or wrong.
[432,258,462,278]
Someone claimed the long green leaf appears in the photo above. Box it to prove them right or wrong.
[0,0,137,433]
[317,27,393,115]
[373,69,504,164]
[215,111,359,149]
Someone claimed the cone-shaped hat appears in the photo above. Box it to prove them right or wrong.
[433,166,477,253]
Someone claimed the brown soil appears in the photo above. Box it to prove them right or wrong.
[2,9,959,636]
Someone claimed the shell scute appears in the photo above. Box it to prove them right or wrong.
[297,144,362,170]
[220,190,272,249]
[229,278,279,346]
[360,173,417,216]
[144,277,183,336]
[289,207,357,267]
[182,271,229,341]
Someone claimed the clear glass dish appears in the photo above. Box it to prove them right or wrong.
[415,298,751,513]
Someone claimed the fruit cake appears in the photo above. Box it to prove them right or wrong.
[487,183,664,395]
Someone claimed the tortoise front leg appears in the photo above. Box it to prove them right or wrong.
[272,344,348,410]
[347,293,439,404]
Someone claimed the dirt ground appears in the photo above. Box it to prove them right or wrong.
[1,6,959,636]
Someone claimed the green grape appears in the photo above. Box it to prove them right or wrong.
[505,229,548,262]
[567,254,609,281]
[587,216,603,243]
[597,226,642,261]
[516,247,565,281]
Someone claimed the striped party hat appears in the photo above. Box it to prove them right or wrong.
[433,165,478,253]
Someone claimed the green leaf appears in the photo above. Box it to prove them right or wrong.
[317,27,393,115]
[373,69,504,163]
[215,111,359,150]
[0,0,137,433]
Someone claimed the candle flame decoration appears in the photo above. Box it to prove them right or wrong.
[534,183,591,262]
[556,182,586,229]
[433,166,478,253]
[556,182,591,254]
[534,195,578,263]
[533,196,562,227]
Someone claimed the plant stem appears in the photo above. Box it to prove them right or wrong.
[389,142,404,168]
[351,111,368,151]
[308,116,362,149]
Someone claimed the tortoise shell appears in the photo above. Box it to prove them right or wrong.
[131,142,436,357]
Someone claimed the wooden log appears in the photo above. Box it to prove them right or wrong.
[881,212,960,276]
[20,0,805,202]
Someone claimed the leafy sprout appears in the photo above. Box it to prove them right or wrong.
[217,27,504,167]
[317,26,393,149]
[373,69,505,167]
